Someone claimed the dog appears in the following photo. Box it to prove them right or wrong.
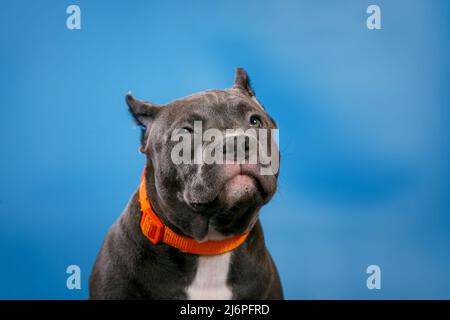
[89,68,283,299]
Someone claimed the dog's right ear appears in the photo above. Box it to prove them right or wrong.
[126,92,161,128]
[126,92,162,153]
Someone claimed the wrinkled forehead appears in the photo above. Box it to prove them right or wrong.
[166,89,262,122]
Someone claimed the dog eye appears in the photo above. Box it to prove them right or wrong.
[249,115,262,127]
[181,127,194,134]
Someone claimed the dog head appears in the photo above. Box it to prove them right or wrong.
[127,68,279,241]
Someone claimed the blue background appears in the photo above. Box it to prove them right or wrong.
[0,0,449,299]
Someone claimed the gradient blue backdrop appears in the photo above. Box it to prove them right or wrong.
[0,0,449,299]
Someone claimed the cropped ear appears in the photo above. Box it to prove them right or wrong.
[126,92,161,128]
[233,67,265,110]
[126,92,162,153]
[233,67,255,98]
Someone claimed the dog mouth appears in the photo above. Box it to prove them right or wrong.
[234,164,269,197]
[186,164,270,215]
[221,172,267,199]
[192,175,266,212]
[183,167,272,239]
[188,198,220,213]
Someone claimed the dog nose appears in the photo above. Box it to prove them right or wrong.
[223,134,256,162]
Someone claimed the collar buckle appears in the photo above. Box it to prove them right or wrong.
[140,213,164,244]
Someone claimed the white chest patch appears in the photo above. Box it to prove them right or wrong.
[186,252,233,300]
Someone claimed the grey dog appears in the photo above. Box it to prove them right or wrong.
[89,68,283,299]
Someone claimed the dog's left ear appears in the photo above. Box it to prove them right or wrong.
[234,67,267,112]
[233,67,255,98]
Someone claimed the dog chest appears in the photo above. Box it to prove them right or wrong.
[186,252,232,300]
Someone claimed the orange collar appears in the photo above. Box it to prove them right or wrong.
[138,167,249,255]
